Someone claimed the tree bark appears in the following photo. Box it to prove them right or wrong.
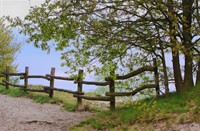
[184,54,194,88]
[172,50,184,92]
[168,0,184,92]
[160,47,169,95]
[182,0,194,89]
[196,61,200,87]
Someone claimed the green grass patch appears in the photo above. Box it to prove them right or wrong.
[29,94,58,104]
[0,86,28,97]
[78,118,96,127]
[155,93,189,113]
[63,103,77,111]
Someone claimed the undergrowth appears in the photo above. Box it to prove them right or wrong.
[0,86,28,97]
[70,86,200,130]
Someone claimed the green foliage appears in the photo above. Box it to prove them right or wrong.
[0,86,28,97]
[6,1,165,74]
[0,18,20,74]
[10,77,20,85]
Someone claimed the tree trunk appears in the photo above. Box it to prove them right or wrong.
[182,0,194,89]
[172,50,184,92]
[184,54,194,88]
[153,11,169,95]
[160,47,169,95]
[196,61,200,87]
[168,0,184,92]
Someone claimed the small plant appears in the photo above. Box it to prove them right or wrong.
[10,77,20,85]
[78,104,91,111]
[77,118,96,127]
[177,114,186,124]
[119,125,129,131]
[192,107,200,115]
[63,103,77,112]
[0,86,28,97]
[92,122,104,130]
[9,88,28,97]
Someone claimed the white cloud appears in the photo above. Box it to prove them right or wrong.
[0,0,45,18]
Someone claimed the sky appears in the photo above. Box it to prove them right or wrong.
[0,0,96,91]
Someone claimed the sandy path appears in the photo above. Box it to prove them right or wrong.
[0,94,93,131]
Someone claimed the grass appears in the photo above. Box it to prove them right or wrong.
[63,103,77,111]
[70,86,200,130]
[0,86,28,97]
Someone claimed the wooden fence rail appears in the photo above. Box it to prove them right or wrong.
[116,66,154,80]
[0,58,159,111]
[20,75,50,80]
[74,81,109,86]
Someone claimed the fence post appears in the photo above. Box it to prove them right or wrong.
[109,70,115,111]
[153,58,160,96]
[49,67,55,98]
[77,69,83,110]
[5,66,10,89]
[24,66,29,89]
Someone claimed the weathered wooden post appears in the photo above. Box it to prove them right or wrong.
[49,67,55,98]
[24,66,29,89]
[5,66,10,89]
[109,70,115,111]
[153,58,160,96]
[77,69,83,110]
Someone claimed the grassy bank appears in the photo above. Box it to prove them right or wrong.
[70,86,200,130]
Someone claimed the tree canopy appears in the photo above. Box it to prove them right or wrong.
[0,18,20,73]
[8,0,200,93]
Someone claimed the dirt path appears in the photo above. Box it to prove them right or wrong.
[0,94,93,131]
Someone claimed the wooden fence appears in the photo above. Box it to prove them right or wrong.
[0,58,159,111]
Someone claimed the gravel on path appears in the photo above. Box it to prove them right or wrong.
[0,94,93,131]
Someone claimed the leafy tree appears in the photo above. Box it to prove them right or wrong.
[0,18,20,74]
[8,0,200,93]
